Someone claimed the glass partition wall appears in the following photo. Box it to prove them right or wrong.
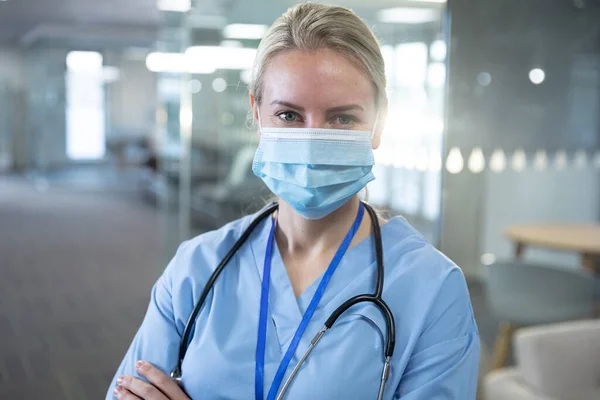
[442,0,600,277]
[0,80,14,172]
[155,0,450,257]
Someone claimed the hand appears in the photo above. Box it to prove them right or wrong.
[113,361,190,400]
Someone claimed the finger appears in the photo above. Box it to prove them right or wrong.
[136,360,188,400]
[113,386,141,400]
[117,375,168,400]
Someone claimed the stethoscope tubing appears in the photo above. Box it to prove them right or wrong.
[171,203,278,381]
[171,201,395,400]
[276,202,395,400]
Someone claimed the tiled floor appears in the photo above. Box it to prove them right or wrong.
[0,174,495,399]
[0,176,162,399]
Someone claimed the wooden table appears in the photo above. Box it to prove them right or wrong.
[505,223,600,271]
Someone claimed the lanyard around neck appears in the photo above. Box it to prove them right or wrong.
[255,202,365,400]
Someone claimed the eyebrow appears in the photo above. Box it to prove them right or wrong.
[270,100,305,111]
[327,104,365,113]
[269,100,364,113]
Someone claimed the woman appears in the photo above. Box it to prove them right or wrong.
[107,3,479,399]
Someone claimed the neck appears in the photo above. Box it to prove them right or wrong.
[275,196,361,256]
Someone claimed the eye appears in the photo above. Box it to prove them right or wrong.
[277,112,298,122]
[336,115,355,125]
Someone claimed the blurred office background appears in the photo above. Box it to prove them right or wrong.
[0,0,599,399]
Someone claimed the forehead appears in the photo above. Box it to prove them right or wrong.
[261,49,376,109]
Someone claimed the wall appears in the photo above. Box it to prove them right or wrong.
[105,55,157,140]
[0,47,26,170]
[0,47,25,87]
[26,47,69,169]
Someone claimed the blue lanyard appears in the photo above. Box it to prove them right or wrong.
[255,203,365,400]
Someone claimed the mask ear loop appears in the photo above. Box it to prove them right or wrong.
[363,111,379,201]
[256,107,263,132]
[371,112,380,140]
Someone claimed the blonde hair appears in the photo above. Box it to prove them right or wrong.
[250,3,387,109]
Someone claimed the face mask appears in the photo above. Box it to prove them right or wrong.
[252,113,377,219]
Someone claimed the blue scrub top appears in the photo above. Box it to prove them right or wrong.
[107,209,480,399]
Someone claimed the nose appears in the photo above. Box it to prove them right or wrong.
[304,114,328,129]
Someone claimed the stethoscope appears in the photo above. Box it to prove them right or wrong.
[170,201,396,400]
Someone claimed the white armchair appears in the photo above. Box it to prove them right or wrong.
[484,319,600,400]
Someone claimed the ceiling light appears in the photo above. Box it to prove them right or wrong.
[489,149,506,173]
[212,78,227,93]
[146,52,186,73]
[185,46,257,70]
[429,40,446,61]
[66,51,103,73]
[188,79,202,94]
[145,52,216,74]
[378,7,439,24]
[511,149,527,172]
[147,47,257,74]
[554,150,568,170]
[445,147,464,174]
[468,148,485,174]
[477,72,492,87]
[223,24,268,39]
[157,0,190,13]
[529,68,545,84]
[533,150,547,170]
[573,150,587,169]
[481,253,496,266]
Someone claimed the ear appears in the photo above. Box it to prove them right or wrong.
[371,104,387,150]
[249,92,260,137]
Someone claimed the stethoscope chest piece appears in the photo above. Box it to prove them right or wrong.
[170,365,182,384]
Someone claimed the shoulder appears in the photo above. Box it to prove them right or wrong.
[157,209,271,328]
[161,210,266,287]
[382,216,462,289]
[381,217,477,340]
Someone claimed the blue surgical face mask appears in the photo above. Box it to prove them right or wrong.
[252,112,377,219]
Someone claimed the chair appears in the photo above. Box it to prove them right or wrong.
[484,320,600,400]
[485,261,598,370]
